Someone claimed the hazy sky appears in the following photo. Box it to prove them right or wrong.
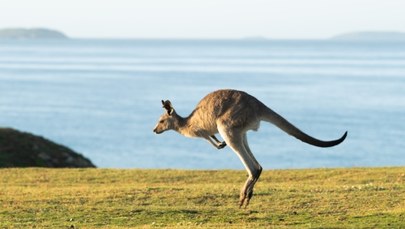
[0,0,404,39]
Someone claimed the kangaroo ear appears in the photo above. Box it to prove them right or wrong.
[162,100,174,115]
[162,100,172,109]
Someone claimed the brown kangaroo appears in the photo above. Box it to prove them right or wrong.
[153,89,347,207]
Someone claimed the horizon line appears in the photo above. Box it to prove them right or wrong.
[1,27,405,41]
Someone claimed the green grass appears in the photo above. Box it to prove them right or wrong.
[0,167,404,228]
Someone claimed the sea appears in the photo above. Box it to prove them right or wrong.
[0,39,404,169]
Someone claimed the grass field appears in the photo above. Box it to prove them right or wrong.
[0,167,404,228]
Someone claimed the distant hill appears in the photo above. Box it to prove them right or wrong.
[0,128,95,168]
[331,31,405,41]
[0,28,68,39]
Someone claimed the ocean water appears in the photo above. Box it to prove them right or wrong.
[0,39,404,169]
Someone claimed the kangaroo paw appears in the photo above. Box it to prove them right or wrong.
[218,142,227,149]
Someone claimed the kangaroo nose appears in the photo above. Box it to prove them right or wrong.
[153,127,160,134]
[153,127,162,134]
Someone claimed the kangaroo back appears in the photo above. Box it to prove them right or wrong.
[260,106,347,147]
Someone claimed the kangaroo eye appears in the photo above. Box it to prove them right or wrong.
[159,120,164,124]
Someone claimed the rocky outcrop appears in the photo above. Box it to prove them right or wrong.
[0,128,95,168]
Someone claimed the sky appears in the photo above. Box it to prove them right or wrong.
[0,0,404,39]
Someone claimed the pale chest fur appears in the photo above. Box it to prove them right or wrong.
[184,111,219,137]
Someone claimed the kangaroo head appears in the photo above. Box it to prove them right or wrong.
[153,100,177,134]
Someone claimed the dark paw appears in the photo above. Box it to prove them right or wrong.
[218,142,227,149]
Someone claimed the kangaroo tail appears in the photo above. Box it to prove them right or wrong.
[261,106,347,148]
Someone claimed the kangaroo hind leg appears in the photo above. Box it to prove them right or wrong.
[241,133,262,207]
[218,126,262,208]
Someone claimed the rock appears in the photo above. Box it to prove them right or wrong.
[0,128,95,168]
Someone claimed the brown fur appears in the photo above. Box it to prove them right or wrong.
[153,89,347,207]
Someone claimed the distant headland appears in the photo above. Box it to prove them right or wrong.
[1,28,404,42]
[331,31,405,41]
[0,28,68,39]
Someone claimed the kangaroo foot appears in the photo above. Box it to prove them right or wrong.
[239,183,249,208]
[244,189,254,207]
[239,192,246,208]
[239,188,254,208]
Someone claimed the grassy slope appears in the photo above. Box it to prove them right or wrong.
[0,168,404,228]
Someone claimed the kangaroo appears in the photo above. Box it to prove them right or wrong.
[153,89,347,208]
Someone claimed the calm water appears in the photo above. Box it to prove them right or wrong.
[0,39,404,169]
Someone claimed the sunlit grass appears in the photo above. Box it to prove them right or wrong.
[0,168,404,228]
